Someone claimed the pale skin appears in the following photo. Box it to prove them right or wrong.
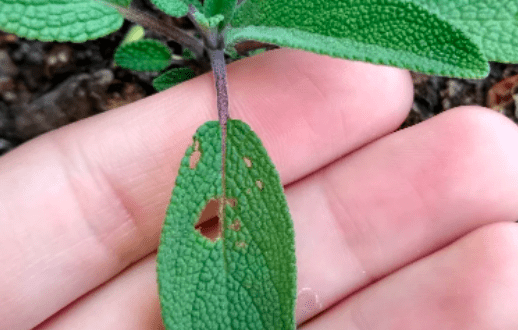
[1,48,518,330]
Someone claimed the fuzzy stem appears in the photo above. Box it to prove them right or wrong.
[208,47,229,225]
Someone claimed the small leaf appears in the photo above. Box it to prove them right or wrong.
[149,0,203,18]
[409,0,518,63]
[120,25,145,45]
[182,48,197,60]
[227,0,489,78]
[204,0,238,30]
[114,39,172,71]
[0,0,123,42]
[157,120,297,330]
[193,11,225,29]
[152,67,196,91]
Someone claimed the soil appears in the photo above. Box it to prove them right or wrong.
[1,15,517,156]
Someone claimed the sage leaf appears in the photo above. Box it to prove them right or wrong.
[149,0,203,18]
[152,67,196,91]
[204,0,238,31]
[114,39,172,71]
[409,0,518,63]
[226,0,489,78]
[157,120,297,330]
[0,0,123,42]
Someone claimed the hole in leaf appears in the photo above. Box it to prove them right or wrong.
[243,157,252,168]
[189,140,201,169]
[229,219,241,231]
[256,180,263,190]
[194,198,220,242]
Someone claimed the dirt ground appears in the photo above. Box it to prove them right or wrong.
[1,23,517,157]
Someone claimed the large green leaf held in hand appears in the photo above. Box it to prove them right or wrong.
[409,0,518,63]
[226,0,489,78]
[157,120,297,330]
[0,0,123,42]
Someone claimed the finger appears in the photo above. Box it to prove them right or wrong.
[29,107,518,329]
[0,48,413,330]
[290,106,518,322]
[35,254,163,330]
[300,222,518,330]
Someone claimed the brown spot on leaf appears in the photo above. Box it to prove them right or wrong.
[256,180,263,190]
[226,198,237,208]
[236,241,247,248]
[229,219,241,231]
[243,157,252,168]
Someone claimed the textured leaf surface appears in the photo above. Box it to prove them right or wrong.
[152,67,196,91]
[150,0,203,17]
[157,120,297,330]
[204,0,237,30]
[410,0,518,63]
[227,0,489,78]
[0,0,123,42]
[114,39,171,71]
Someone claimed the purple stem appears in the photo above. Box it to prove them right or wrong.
[208,48,229,223]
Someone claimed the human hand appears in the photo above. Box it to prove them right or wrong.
[1,48,517,330]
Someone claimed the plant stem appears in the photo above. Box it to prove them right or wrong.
[99,1,206,59]
[208,47,229,223]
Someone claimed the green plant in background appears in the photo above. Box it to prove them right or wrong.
[0,0,517,329]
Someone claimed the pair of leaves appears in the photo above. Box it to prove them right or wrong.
[157,120,297,329]
[1,0,517,77]
[114,39,196,90]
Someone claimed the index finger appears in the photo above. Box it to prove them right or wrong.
[0,48,413,330]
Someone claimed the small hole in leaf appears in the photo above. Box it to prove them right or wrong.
[229,219,241,231]
[256,180,263,190]
[243,157,252,168]
[189,140,201,169]
[194,198,221,242]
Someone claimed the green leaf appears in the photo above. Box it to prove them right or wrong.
[409,0,518,63]
[152,67,196,91]
[149,0,203,17]
[227,0,489,78]
[114,39,172,71]
[157,120,297,330]
[182,48,197,60]
[204,0,238,30]
[193,11,225,29]
[120,25,145,45]
[0,0,123,42]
